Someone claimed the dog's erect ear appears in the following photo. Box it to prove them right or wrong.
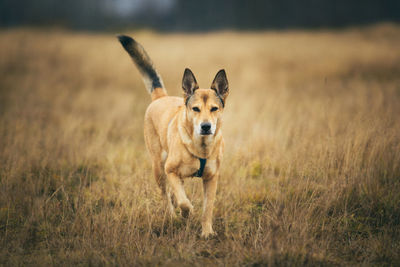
[182,68,199,100]
[211,69,229,103]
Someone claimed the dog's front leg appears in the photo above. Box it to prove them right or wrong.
[201,175,218,238]
[166,172,193,218]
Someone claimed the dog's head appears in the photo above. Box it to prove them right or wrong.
[182,68,229,137]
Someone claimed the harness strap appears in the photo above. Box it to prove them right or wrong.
[193,158,207,177]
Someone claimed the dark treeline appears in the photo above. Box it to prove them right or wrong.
[1,0,399,31]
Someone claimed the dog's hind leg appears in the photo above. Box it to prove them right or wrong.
[152,160,166,193]
[144,121,175,216]
[152,160,176,216]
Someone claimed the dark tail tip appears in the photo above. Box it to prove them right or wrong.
[117,35,135,49]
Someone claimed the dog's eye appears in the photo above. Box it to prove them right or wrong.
[192,107,200,112]
[210,107,218,112]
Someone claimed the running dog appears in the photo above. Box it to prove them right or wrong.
[118,35,229,238]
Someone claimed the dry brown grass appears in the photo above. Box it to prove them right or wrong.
[1,24,400,265]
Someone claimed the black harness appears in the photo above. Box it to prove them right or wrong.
[192,158,207,177]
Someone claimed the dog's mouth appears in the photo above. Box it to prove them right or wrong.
[200,130,212,136]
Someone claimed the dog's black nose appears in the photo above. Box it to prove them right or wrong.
[201,122,211,133]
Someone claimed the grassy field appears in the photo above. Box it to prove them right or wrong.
[1,24,400,265]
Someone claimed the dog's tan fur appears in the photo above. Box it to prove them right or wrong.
[118,36,229,237]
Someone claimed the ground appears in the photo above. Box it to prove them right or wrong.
[0,24,400,265]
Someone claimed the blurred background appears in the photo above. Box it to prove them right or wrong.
[1,0,400,31]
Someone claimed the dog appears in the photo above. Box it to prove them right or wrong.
[118,35,229,238]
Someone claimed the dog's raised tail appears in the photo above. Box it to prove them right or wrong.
[118,35,167,101]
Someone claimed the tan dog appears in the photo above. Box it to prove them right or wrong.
[118,35,229,238]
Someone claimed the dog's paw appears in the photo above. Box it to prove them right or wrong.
[201,223,216,239]
[200,228,216,239]
[179,202,193,218]
[168,208,177,219]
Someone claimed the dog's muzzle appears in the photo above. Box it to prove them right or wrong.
[200,122,212,135]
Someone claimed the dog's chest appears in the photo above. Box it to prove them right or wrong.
[178,160,200,178]
[178,158,217,178]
